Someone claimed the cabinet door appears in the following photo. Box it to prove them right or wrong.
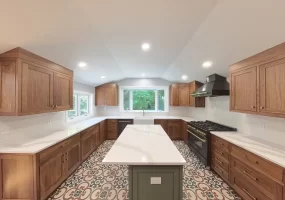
[40,152,64,198]
[81,133,93,161]
[182,121,188,143]
[154,119,168,133]
[170,84,179,106]
[105,84,118,106]
[65,142,81,176]
[230,66,257,113]
[107,120,118,139]
[178,84,189,106]
[21,61,54,114]
[95,87,105,106]
[99,120,106,145]
[259,58,285,116]
[167,120,181,140]
[54,73,73,110]
[0,61,16,114]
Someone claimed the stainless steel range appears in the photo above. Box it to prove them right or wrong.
[187,120,237,166]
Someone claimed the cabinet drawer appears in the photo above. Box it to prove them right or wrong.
[212,144,229,161]
[81,128,94,140]
[212,163,229,181]
[39,139,70,162]
[231,169,271,200]
[231,156,283,199]
[212,152,229,172]
[231,145,283,181]
[107,119,118,124]
[211,135,229,150]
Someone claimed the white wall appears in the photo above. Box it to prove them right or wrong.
[0,82,95,139]
[95,78,189,117]
[189,96,285,146]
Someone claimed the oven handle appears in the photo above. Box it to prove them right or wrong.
[187,130,206,143]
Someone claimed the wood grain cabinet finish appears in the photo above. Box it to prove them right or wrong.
[99,120,106,145]
[211,135,285,200]
[154,119,168,133]
[189,81,205,107]
[167,120,181,140]
[0,47,73,116]
[178,84,190,106]
[95,84,118,106]
[169,84,179,106]
[181,121,188,143]
[230,42,285,118]
[107,119,118,139]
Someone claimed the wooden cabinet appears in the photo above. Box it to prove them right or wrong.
[167,120,181,140]
[65,142,81,176]
[107,119,118,139]
[181,121,188,143]
[0,47,73,116]
[211,135,284,200]
[178,84,190,106]
[95,83,118,106]
[81,128,94,161]
[0,61,16,115]
[99,120,106,145]
[154,119,168,133]
[169,84,179,106]
[230,42,285,118]
[189,81,205,107]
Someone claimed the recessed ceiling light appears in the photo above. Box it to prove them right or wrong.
[141,43,151,51]
[141,73,146,77]
[101,76,106,79]
[78,62,87,68]
[181,74,188,80]
[202,61,213,68]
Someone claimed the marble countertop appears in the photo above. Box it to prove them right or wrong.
[102,125,186,165]
[211,131,285,168]
[0,116,196,154]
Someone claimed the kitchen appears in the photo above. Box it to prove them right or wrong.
[1,1,285,200]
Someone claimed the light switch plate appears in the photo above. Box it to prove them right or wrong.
[150,177,161,184]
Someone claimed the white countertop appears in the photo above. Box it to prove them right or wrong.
[211,131,285,168]
[0,116,196,154]
[102,125,186,165]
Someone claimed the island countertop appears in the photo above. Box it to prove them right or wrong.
[102,125,186,165]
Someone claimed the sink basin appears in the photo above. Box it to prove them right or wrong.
[134,116,154,125]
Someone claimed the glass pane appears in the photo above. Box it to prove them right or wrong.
[158,90,165,111]
[79,95,89,116]
[123,90,131,110]
[133,90,155,110]
[68,95,78,119]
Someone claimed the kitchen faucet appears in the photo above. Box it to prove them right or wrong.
[141,107,145,116]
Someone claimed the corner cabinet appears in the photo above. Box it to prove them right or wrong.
[0,47,73,116]
[230,42,285,118]
[95,83,118,106]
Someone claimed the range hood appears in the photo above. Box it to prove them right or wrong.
[191,74,229,97]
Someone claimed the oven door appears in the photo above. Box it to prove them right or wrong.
[187,129,208,158]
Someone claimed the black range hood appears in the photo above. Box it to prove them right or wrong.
[191,74,229,97]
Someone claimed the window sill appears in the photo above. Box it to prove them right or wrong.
[120,110,169,113]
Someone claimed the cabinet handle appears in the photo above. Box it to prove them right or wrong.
[251,106,255,109]
[242,188,257,200]
[243,170,258,181]
[215,158,223,165]
[260,106,264,109]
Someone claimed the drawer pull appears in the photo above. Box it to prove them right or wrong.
[243,170,258,181]
[242,188,257,200]
[216,150,224,155]
[215,158,223,165]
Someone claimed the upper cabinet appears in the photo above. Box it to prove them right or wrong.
[230,42,285,118]
[170,82,205,107]
[95,83,118,106]
[0,47,73,116]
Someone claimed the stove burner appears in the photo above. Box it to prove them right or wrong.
[189,120,237,132]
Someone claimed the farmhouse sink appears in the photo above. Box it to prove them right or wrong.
[133,116,154,125]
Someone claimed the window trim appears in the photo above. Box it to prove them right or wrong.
[67,90,93,123]
[119,86,169,112]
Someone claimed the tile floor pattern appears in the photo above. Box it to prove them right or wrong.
[49,140,241,200]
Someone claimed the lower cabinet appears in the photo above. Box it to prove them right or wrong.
[99,120,106,145]
[211,135,284,200]
[107,119,118,139]
[154,119,168,132]
[167,120,181,140]
[65,142,81,176]
[81,129,94,161]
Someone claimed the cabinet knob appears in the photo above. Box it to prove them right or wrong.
[260,106,264,109]
[251,106,255,109]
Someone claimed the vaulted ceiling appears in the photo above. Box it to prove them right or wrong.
[0,0,285,86]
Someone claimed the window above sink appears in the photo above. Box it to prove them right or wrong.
[119,86,169,112]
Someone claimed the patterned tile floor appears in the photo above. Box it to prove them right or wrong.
[49,140,241,200]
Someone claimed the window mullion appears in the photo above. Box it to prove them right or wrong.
[130,90,133,111]
[155,90,158,111]
[77,95,80,116]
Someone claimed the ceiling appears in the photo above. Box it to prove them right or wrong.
[0,0,285,86]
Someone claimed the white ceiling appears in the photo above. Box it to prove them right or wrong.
[0,0,285,86]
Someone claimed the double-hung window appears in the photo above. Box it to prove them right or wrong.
[67,91,92,121]
[120,86,169,112]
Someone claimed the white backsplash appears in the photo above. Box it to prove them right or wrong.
[95,106,189,117]
[189,96,285,146]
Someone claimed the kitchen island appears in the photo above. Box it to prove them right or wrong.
[102,125,186,200]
